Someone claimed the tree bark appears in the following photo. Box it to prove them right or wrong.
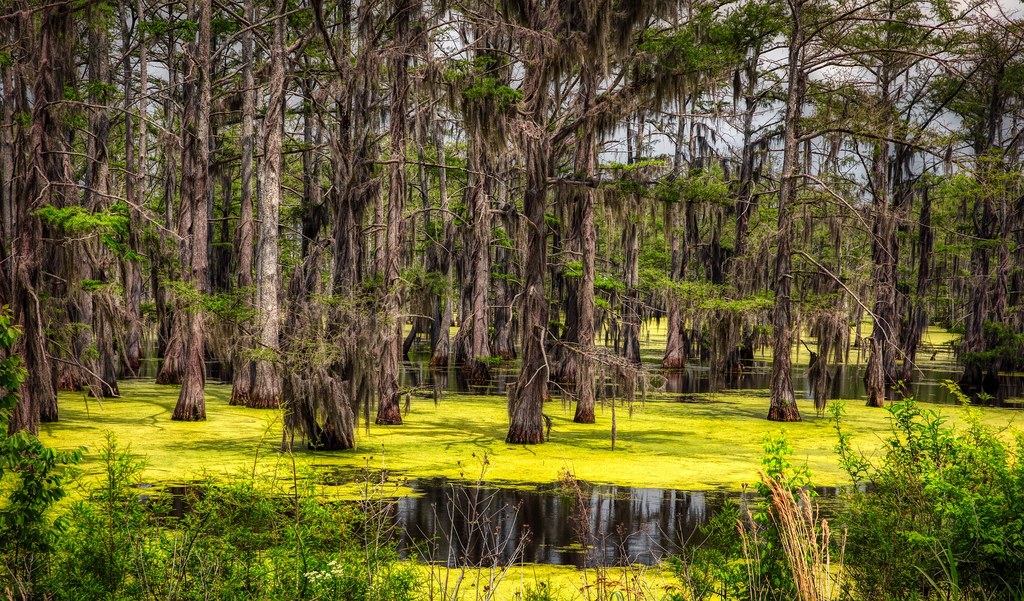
[229,0,255,406]
[574,129,597,424]
[663,197,686,369]
[901,186,932,381]
[248,0,285,409]
[865,72,900,406]
[375,0,413,426]
[429,119,455,366]
[171,0,211,422]
[8,1,71,433]
[155,33,184,386]
[507,52,550,443]
[121,0,147,378]
[492,194,519,361]
[84,6,119,399]
[459,138,493,381]
[622,217,642,364]
[767,10,803,422]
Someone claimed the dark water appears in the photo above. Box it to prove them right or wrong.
[137,335,1024,406]
[660,363,1024,406]
[395,479,842,567]
[397,359,1024,406]
[141,353,1023,406]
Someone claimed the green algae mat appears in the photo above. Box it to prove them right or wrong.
[38,379,1023,495]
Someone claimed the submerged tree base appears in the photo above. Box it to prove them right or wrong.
[460,359,491,385]
[766,403,801,422]
[375,398,403,425]
[506,424,544,444]
[573,407,595,424]
[155,370,183,386]
[306,424,354,451]
[171,404,206,421]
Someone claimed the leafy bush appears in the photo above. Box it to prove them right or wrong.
[834,396,1024,600]
[0,306,82,599]
[43,434,418,600]
[669,433,826,601]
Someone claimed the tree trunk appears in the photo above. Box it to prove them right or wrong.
[172,0,211,422]
[866,74,902,404]
[767,18,803,423]
[375,0,413,426]
[507,56,550,443]
[120,0,147,378]
[230,0,255,405]
[84,7,119,399]
[901,187,932,381]
[155,58,185,386]
[248,0,285,409]
[622,217,642,364]
[492,194,519,361]
[574,135,597,424]
[429,120,455,366]
[663,194,686,369]
[460,138,492,381]
[9,1,71,433]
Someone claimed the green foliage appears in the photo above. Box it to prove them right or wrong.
[636,5,740,77]
[830,401,870,483]
[838,393,1024,599]
[84,80,119,103]
[445,55,521,111]
[603,160,667,197]
[80,279,106,292]
[962,320,1024,372]
[595,273,624,293]
[0,308,24,419]
[563,260,583,279]
[403,263,451,297]
[36,203,141,261]
[666,501,747,600]
[479,355,505,367]
[166,281,255,324]
[520,580,558,601]
[699,292,773,314]
[657,168,732,207]
[0,307,82,598]
[44,434,419,600]
[462,76,522,109]
[669,433,814,600]
[48,434,149,599]
[719,0,785,52]
[211,16,237,37]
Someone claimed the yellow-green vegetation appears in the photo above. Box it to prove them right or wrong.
[638,319,962,369]
[413,563,681,601]
[39,379,1022,496]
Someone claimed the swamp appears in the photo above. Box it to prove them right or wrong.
[2,0,1024,599]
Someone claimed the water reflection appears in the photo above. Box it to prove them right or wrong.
[661,363,1024,405]
[134,340,1024,406]
[396,479,842,567]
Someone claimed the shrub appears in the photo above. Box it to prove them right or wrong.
[834,395,1024,600]
[668,432,832,601]
[0,306,81,599]
[45,433,418,600]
